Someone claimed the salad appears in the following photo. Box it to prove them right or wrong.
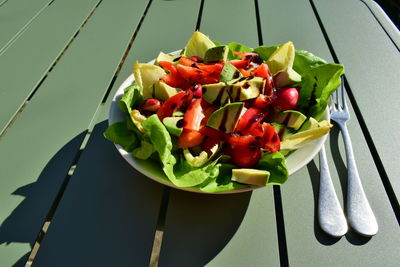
[104,31,344,193]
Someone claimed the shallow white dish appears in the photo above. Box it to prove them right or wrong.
[109,52,329,194]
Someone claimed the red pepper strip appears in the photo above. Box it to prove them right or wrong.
[199,126,224,138]
[202,136,221,155]
[262,123,280,153]
[182,98,204,131]
[179,56,196,66]
[159,61,186,88]
[156,91,193,120]
[229,59,248,69]
[177,98,206,148]
[176,64,220,85]
[235,108,266,135]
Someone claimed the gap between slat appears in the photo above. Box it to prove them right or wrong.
[0,0,103,139]
[254,1,290,266]
[309,0,400,225]
[0,0,55,55]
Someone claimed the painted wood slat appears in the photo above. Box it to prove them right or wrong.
[0,0,150,266]
[259,0,400,265]
[0,0,101,134]
[158,0,280,266]
[313,0,400,202]
[32,0,206,265]
[0,0,53,53]
[32,121,165,267]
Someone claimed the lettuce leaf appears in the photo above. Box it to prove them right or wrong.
[257,152,288,185]
[200,163,249,193]
[298,64,344,119]
[117,83,143,114]
[103,122,138,152]
[227,42,253,60]
[142,114,219,188]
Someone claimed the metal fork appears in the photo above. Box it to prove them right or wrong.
[318,144,348,237]
[330,77,378,236]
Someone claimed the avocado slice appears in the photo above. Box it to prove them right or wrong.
[207,102,244,133]
[266,41,296,75]
[280,120,332,150]
[133,61,166,99]
[183,31,216,59]
[204,45,229,63]
[271,110,307,130]
[162,117,183,136]
[154,81,181,101]
[271,122,294,140]
[231,169,270,186]
[220,63,241,83]
[229,76,265,101]
[274,68,301,88]
[202,82,230,106]
[155,51,180,65]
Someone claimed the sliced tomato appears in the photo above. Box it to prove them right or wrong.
[261,123,280,153]
[252,94,273,110]
[228,145,262,168]
[227,134,261,148]
[177,128,205,148]
[253,63,270,78]
[157,91,193,120]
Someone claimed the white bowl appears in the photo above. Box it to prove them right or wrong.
[109,52,329,194]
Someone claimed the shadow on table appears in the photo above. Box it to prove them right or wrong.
[0,131,86,267]
[157,188,252,266]
[307,127,371,246]
[1,120,167,267]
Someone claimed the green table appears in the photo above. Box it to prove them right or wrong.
[0,0,399,266]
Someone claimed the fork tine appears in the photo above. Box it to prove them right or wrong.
[335,86,341,110]
[330,94,336,111]
[341,76,348,112]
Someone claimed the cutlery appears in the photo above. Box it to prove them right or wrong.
[330,77,378,236]
[318,145,348,237]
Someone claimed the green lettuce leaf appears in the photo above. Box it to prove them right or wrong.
[117,83,143,114]
[132,140,154,160]
[200,163,248,193]
[298,64,344,119]
[253,45,278,61]
[142,114,218,188]
[103,122,138,152]
[257,152,288,185]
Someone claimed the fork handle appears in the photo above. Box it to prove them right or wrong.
[337,122,378,236]
[318,145,348,237]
